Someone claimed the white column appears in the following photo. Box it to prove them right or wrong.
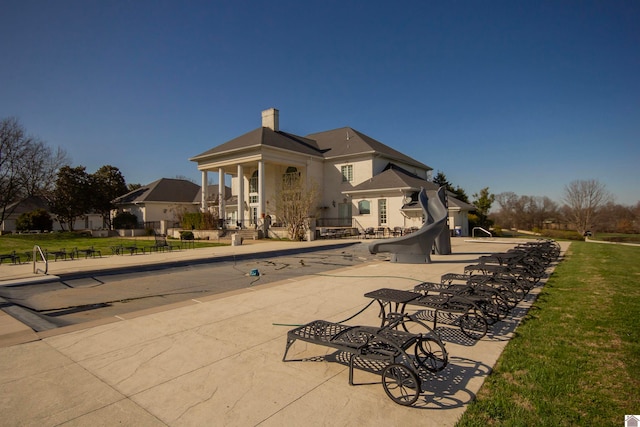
[201,171,208,211]
[218,168,225,225]
[258,160,265,220]
[237,164,244,228]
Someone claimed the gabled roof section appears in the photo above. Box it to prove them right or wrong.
[349,163,475,211]
[447,196,476,211]
[306,127,431,170]
[190,127,326,161]
[5,195,49,216]
[349,163,439,193]
[113,178,200,204]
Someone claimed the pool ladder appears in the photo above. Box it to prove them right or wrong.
[32,245,48,274]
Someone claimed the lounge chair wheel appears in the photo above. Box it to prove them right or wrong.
[381,363,420,406]
[459,311,488,340]
[415,337,448,372]
[476,299,502,325]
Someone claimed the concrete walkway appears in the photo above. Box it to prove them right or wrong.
[0,238,569,426]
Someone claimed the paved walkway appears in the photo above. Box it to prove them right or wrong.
[0,238,569,426]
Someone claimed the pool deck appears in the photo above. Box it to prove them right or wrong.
[0,238,568,426]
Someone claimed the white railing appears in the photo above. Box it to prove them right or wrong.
[472,227,493,238]
[32,245,48,274]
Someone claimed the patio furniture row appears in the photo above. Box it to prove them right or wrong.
[283,239,561,406]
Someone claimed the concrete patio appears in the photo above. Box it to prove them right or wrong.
[0,238,568,426]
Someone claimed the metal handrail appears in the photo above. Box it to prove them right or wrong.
[472,227,492,238]
[32,245,48,274]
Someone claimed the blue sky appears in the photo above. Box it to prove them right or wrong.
[2,0,638,206]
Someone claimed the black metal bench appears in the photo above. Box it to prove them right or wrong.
[73,246,102,258]
[150,233,179,252]
[46,248,72,261]
[0,251,20,265]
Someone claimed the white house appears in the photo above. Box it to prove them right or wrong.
[1,196,103,233]
[111,178,234,231]
[189,108,474,236]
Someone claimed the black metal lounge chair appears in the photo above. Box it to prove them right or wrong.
[283,313,447,406]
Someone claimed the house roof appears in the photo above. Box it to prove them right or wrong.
[348,163,439,193]
[4,195,50,216]
[348,163,475,211]
[190,124,431,172]
[190,127,326,161]
[305,127,431,170]
[113,178,200,204]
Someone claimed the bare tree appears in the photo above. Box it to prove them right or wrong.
[492,192,559,231]
[562,179,613,235]
[0,117,68,224]
[20,142,69,197]
[493,192,519,229]
[273,175,320,240]
[597,202,638,233]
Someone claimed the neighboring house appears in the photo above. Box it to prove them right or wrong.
[112,178,234,232]
[1,195,103,232]
[112,178,202,229]
[189,108,474,236]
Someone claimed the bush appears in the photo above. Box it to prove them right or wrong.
[180,231,194,240]
[180,211,220,229]
[113,212,139,229]
[540,229,584,241]
[16,209,53,232]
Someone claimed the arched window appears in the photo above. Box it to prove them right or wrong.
[282,166,300,187]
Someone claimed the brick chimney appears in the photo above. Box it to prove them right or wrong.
[261,108,279,131]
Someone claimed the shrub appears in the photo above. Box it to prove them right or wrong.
[16,209,53,232]
[113,212,138,229]
[540,229,584,241]
[180,231,194,240]
[180,211,220,229]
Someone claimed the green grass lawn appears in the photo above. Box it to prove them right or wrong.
[0,232,228,257]
[457,242,640,426]
[590,233,640,244]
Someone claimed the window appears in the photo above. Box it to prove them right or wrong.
[378,199,387,225]
[358,200,370,215]
[282,166,300,187]
[249,170,258,193]
[341,165,353,182]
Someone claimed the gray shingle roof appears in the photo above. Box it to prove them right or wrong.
[4,196,49,215]
[190,125,431,172]
[113,178,200,204]
[306,127,431,170]
[349,163,439,193]
[190,127,325,161]
[349,163,475,211]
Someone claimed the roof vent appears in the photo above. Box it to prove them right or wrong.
[261,108,279,131]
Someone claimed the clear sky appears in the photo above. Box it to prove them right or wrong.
[2,0,638,206]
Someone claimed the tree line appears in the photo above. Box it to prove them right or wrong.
[1,117,133,231]
[434,171,639,236]
[3,117,637,236]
